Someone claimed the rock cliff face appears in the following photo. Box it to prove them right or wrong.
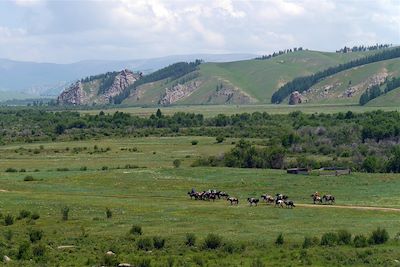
[57,69,138,105]
[98,69,138,103]
[289,91,303,105]
[57,81,87,105]
[159,80,202,105]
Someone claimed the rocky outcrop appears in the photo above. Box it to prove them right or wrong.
[208,86,254,104]
[57,81,87,105]
[98,69,138,103]
[289,91,303,105]
[57,69,139,105]
[159,80,202,105]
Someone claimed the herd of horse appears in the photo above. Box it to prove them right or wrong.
[187,190,336,208]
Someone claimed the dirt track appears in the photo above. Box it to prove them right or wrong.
[297,203,400,212]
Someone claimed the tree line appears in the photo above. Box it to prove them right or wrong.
[255,47,304,60]
[271,47,400,104]
[336,44,392,53]
[359,76,400,105]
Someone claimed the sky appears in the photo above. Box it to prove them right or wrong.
[0,0,399,63]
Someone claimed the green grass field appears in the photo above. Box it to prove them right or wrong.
[0,136,399,265]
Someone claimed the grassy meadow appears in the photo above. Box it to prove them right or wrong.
[0,136,399,266]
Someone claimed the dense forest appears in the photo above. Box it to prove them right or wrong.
[0,108,399,173]
[112,60,202,104]
[271,47,400,103]
[359,76,400,105]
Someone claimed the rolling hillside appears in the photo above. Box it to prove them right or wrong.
[298,58,400,105]
[122,50,378,105]
[366,86,400,107]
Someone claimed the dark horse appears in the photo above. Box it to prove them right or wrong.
[322,194,335,204]
[247,198,259,206]
[227,197,239,205]
[284,200,296,208]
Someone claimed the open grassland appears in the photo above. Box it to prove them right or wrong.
[0,136,399,265]
[79,103,400,117]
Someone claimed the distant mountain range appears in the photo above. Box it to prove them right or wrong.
[0,53,256,99]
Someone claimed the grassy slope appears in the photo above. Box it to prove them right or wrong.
[123,50,373,105]
[0,136,399,265]
[367,86,400,106]
[302,58,400,105]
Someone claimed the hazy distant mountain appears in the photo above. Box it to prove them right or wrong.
[0,53,257,98]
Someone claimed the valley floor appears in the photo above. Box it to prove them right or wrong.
[0,136,399,266]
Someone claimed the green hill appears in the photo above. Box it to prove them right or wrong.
[298,58,400,105]
[123,50,375,105]
[366,86,400,107]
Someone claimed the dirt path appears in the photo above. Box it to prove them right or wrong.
[297,203,400,212]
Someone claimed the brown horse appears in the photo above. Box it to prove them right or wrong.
[261,194,275,204]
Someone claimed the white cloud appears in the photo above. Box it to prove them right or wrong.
[0,0,398,62]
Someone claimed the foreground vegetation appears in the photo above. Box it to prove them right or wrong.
[0,136,399,266]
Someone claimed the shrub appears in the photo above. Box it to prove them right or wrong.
[4,229,13,241]
[24,175,35,181]
[216,136,225,143]
[137,237,153,251]
[31,212,40,220]
[275,233,284,245]
[302,236,319,248]
[153,236,165,249]
[353,234,368,248]
[19,168,26,172]
[101,166,109,171]
[203,233,222,249]
[32,243,46,259]
[4,214,14,226]
[29,229,44,243]
[17,241,31,260]
[191,140,198,145]
[19,210,32,219]
[130,225,142,235]
[61,206,69,221]
[173,159,181,168]
[369,227,389,245]
[251,258,266,267]
[80,166,87,171]
[320,232,338,246]
[5,167,17,172]
[57,168,69,171]
[106,208,112,219]
[337,230,352,245]
[185,233,196,247]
